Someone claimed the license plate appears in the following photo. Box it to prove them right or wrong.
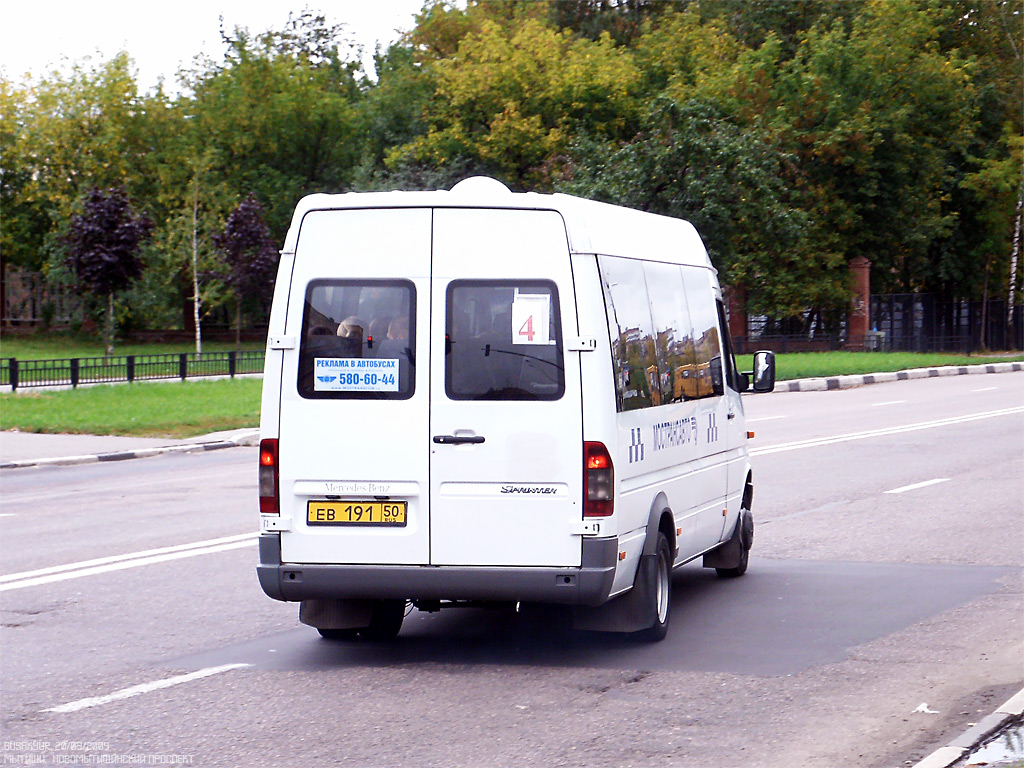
[306,500,407,527]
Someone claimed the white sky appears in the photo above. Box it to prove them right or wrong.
[0,0,432,89]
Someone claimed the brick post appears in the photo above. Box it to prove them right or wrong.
[846,256,871,350]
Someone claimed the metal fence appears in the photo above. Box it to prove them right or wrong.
[1,351,265,391]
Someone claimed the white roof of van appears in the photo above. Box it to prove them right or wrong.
[285,176,714,270]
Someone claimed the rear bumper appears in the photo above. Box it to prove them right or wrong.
[257,534,618,607]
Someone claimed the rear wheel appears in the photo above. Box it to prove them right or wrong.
[358,599,407,641]
[635,532,672,642]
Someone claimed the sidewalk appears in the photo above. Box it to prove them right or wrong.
[0,427,259,469]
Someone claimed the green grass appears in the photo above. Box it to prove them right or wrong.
[0,333,264,361]
[0,378,262,438]
[736,350,1023,381]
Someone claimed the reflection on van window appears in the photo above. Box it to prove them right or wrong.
[681,267,723,398]
[446,280,564,401]
[644,262,700,403]
[297,280,415,400]
[598,256,660,411]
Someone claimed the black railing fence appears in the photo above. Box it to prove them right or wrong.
[1,351,264,391]
[734,295,1022,354]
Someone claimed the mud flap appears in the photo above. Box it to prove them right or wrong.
[571,553,659,633]
[703,509,753,570]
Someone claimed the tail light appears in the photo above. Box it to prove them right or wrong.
[259,438,279,515]
[584,441,613,517]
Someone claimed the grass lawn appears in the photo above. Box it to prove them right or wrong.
[0,378,262,438]
[0,333,264,360]
[736,350,1023,381]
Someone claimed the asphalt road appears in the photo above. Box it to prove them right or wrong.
[1,373,1021,768]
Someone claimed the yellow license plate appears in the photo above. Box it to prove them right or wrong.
[307,500,407,527]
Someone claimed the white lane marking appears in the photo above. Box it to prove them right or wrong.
[0,513,15,518]
[746,415,788,423]
[0,534,257,591]
[872,400,906,406]
[885,478,950,495]
[44,664,251,714]
[751,406,1024,457]
[972,387,997,392]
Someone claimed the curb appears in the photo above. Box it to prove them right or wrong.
[911,688,1024,768]
[773,361,1023,392]
[0,429,260,470]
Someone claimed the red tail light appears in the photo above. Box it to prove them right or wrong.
[584,441,613,517]
[259,438,279,515]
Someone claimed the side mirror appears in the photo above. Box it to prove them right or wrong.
[709,356,724,396]
[750,350,776,392]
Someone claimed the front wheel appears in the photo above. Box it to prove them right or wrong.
[634,532,672,642]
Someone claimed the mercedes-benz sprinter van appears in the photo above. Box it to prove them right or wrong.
[257,177,775,642]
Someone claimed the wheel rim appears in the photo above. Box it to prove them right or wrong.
[655,550,670,624]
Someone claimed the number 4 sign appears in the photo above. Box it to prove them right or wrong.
[511,294,551,345]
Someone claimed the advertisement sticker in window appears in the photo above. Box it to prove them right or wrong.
[315,358,400,392]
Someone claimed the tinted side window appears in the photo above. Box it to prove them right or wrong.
[297,280,415,400]
[446,280,564,401]
[598,256,660,411]
[644,262,699,403]
[681,267,723,398]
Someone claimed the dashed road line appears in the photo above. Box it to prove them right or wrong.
[885,478,950,495]
[44,664,252,714]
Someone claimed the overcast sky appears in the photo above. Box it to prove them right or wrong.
[0,0,431,88]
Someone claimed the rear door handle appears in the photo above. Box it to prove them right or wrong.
[433,435,485,445]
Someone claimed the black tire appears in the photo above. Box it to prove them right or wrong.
[358,599,406,641]
[716,509,752,578]
[317,628,359,641]
[635,532,672,642]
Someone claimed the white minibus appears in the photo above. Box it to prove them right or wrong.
[257,177,775,641]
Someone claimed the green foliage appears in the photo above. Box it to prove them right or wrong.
[1,0,1021,332]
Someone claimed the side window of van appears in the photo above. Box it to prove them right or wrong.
[681,267,724,398]
[598,256,660,411]
[644,262,700,403]
[296,279,415,400]
[446,280,564,401]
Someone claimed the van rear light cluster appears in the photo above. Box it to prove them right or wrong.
[259,438,279,515]
[584,441,613,517]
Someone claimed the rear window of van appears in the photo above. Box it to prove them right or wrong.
[297,279,415,400]
[446,280,564,401]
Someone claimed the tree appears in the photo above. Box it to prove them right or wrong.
[565,98,844,320]
[64,187,153,354]
[212,194,279,349]
[389,12,642,188]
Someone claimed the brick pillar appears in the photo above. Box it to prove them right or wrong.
[725,285,748,352]
[846,256,871,350]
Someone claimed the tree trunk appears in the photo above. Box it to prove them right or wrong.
[105,292,115,356]
[1009,193,1021,323]
[192,178,203,357]
[235,300,242,353]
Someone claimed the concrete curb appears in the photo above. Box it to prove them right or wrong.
[0,429,260,470]
[910,688,1024,768]
[773,360,1023,392]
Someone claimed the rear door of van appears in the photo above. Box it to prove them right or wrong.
[429,208,584,567]
[276,206,583,570]
[277,208,432,566]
